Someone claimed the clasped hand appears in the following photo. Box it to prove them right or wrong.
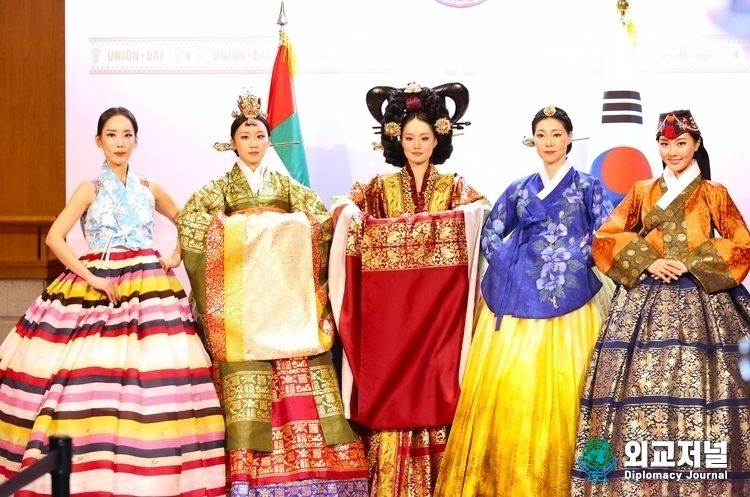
[647,258,688,283]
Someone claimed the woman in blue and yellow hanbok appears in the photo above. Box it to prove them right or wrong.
[436,106,615,497]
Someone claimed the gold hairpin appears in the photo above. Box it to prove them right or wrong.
[212,140,300,152]
[521,136,588,147]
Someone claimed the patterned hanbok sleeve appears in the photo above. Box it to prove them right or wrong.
[176,176,228,317]
[587,178,615,231]
[687,183,750,292]
[592,181,660,288]
[480,183,520,262]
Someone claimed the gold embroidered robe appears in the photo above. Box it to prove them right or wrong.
[331,165,490,497]
[572,176,750,496]
[177,164,367,492]
[593,176,750,290]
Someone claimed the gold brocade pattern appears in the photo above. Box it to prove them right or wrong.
[311,364,347,419]
[336,166,489,497]
[449,176,486,209]
[688,241,736,293]
[219,356,359,454]
[609,237,660,288]
[223,213,245,362]
[177,164,333,319]
[397,166,438,215]
[382,175,404,218]
[429,173,454,213]
[303,210,336,344]
[364,427,448,497]
[345,213,366,258]
[229,438,367,482]
[593,178,750,292]
[205,207,330,362]
[203,211,226,361]
[360,217,468,271]
[222,369,273,426]
[658,185,690,260]
[343,168,489,220]
[274,357,314,397]
[179,166,298,254]
[177,164,366,483]
[572,281,750,496]
[228,357,367,483]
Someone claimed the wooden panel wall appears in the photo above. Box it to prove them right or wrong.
[0,0,65,279]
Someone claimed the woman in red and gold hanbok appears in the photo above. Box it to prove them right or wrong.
[572,109,750,496]
[328,82,490,497]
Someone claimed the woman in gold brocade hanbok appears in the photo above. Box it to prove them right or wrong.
[571,109,750,496]
[176,90,368,497]
[329,82,490,497]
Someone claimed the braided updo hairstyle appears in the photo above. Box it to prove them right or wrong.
[380,88,453,168]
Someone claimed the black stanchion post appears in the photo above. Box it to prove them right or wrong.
[49,436,72,497]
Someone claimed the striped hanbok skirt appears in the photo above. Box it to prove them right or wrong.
[0,248,226,497]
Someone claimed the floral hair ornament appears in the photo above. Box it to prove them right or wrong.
[365,82,472,149]
[655,109,701,140]
[384,122,401,138]
[434,117,452,135]
[212,88,298,152]
[404,82,422,93]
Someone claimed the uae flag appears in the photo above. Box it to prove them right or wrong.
[267,31,310,187]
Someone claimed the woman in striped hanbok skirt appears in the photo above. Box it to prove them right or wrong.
[0,107,226,496]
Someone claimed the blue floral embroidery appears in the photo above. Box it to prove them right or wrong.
[481,183,533,261]
[481,201,506,261]
[511,184,531,214]
[527,176,593,306]
[589,178,612,230]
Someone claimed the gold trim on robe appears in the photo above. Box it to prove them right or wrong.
[176,163,357,453]
[329,164,490,497]
[593,177,750,292]
[344,165,488,218]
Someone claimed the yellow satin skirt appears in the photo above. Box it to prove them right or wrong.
[435,280,613,497]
